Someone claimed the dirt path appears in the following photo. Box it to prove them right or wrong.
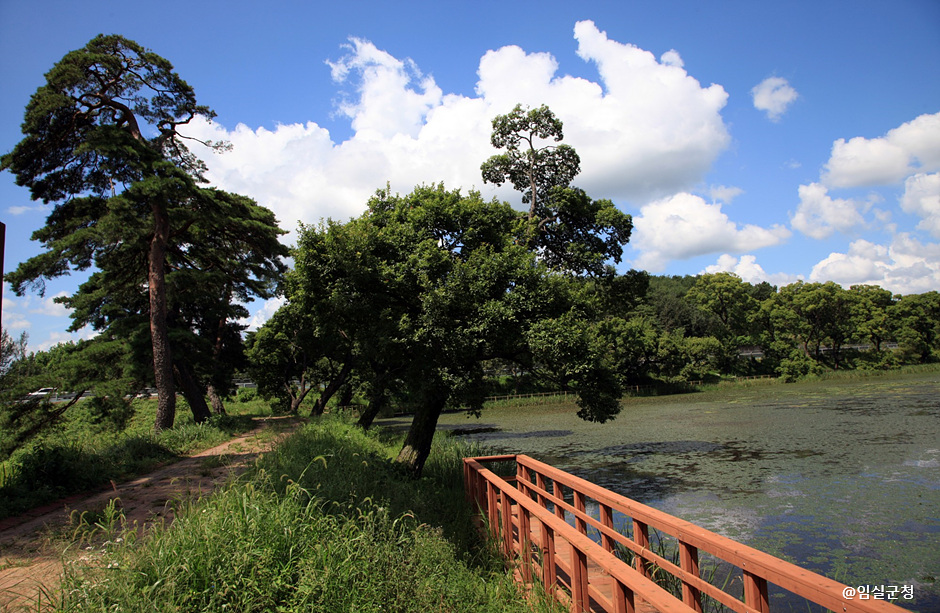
[0,416,301,612]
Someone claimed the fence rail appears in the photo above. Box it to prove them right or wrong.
[463,454,906,613]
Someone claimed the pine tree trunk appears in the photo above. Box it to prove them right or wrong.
[207,299,229,415]
[150,204,176,432]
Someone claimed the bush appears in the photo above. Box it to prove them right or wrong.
[777,349,824,382]
[235,387,258,403]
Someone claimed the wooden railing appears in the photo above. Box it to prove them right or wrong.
[463,454,906,613]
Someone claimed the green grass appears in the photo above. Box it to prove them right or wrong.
[54,416,564,613]
[0,398,263,520]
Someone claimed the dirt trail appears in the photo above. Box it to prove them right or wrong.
[0,416,300,612]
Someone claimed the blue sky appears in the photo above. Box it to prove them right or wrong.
[2,0,939,351]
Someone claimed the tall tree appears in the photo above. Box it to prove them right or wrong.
[890,291,940,363]
[2,35,284,431]
[481,104,632,275]
[481,104,581,228]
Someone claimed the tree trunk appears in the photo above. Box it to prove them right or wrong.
[207,383,226,414]
[337,382,354,408]
[150,204,176,432]
[207,298,229,415]
[395,386,448,478]
[312,360,352,416]
[357,388,386,430]
[174,361,211,423]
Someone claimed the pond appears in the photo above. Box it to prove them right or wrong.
[393,371,940,611]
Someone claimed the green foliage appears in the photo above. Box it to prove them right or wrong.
[890,291,940,363]
[3,34,287,432]
[480,104,631,275]
[0,400,257,520]
[57,417,562,613]
[235,386,258,403]
[481,103,580,221]
[777,349,825,382]
[274,182,627,474]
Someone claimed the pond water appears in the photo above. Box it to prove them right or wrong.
[402,372,940,611]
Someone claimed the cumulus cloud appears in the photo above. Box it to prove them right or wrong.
[34,329,96,353]
[181,21,731,242]
[822,112,940,188]
[630,193,791,271]
[240,296,287,332]
[702,254,801,287]
[709,185,744,203]
[791,182,868,239]
[29,292,71,317]
[751,77,798,122]
[900,172,940,237]
[1,296,31,330]
[809,234,940,294]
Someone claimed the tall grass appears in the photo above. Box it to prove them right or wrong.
[0,400,259,520]
[55,416,563,612]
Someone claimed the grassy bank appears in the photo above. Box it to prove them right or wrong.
[54,417,563,613]
[0,399,269,520]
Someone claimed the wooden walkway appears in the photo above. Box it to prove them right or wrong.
[464,454,907,613]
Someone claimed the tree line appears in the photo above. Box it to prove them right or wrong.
[2,36,938,477]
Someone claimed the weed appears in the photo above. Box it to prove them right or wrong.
[57,415,564,612]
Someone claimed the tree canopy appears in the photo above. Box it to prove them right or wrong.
[2,35,286,431]
[255,184,626,476]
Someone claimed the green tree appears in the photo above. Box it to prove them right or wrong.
[2,35,285,431]
[246,303,324,414]
[0,330,28,376]
[686,272,759,372]
[890,291,940,363]
[769,281,857,370]
[287,185,623,476]
[481,104,580,227]
[849,284,895,353]
[0,337,139,458]
[480,104,632,274]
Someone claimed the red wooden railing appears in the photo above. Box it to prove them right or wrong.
[464,454,906,613]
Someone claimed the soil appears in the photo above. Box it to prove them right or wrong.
[0,416,301,612]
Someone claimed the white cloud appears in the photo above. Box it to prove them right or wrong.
[660,49,684,68]
[751,77,798,122]
[703,254,801,287]
[29,292,71,317]
[6,205,42,216]
[709,185,744,203]
[34,329,96,353]
[630,193,791,271]
[181,20,731,240]
[809,234,940,294]
[900,172,940,237]
[240,296,286,332]
[822,111,940,188]
[327,37,443,139]
[1,296,31,331]
[791,182,868,239]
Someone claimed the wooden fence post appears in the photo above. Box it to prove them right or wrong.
[679,540,703,612]
[601,503,614,553]
[633,519,650,578]
[744,570,769,612]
